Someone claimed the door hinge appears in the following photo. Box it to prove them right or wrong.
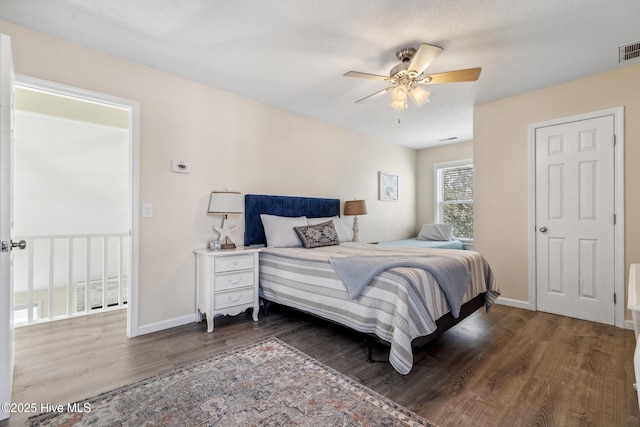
[614,293,617,304]
[614,214,617,225]
[613,134,617,146]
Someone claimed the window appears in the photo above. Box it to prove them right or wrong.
[435,160,473,239]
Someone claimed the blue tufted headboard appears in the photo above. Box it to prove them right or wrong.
[244,194,341,246]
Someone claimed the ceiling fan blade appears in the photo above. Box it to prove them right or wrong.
[355,87,391,104]
[421,67,482,84]
[344,71,389,81]
[407,43,443,75]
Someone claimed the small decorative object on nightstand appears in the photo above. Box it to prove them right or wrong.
[207,191,243,249]
[194,247,260,332]
[344,199,367,242]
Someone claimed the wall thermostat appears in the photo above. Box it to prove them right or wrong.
[171,160,191,173]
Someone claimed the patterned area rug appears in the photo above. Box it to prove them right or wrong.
[27,337,435,426]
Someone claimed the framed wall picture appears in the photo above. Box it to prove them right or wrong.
[379,171,398,201]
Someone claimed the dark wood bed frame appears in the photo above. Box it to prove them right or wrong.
[244,194,487,366]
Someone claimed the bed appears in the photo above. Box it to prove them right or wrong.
[378,223,467,250]
[245,194,499,375]
[378,238,466,250]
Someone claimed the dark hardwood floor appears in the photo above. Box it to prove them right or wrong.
[2,304,639,426]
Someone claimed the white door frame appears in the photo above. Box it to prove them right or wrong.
[527,107,625,327]
[16,75,141,337]
[0,33,15,422]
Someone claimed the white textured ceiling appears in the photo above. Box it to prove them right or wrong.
[1,0,639,149]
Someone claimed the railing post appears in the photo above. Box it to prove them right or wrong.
[27,240,34,323]
[67,237,73,316]
[102,237,108,310]
[48,239,54,320]
[118,235,124,307]
[14,233,128,325]
[85,236,91,314]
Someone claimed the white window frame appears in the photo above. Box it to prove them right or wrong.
[434,158,473,241]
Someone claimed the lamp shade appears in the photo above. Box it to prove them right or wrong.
[409,86,430,106]
[344,200,367,216]
[207,191,243,214]
[390,99,406,111]
[390,85,408,102]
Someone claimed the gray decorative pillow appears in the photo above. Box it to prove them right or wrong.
[293,221,339,248]
[418,223,454,241]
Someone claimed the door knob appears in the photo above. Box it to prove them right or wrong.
[539,226,548,233]
[12,240,27,250]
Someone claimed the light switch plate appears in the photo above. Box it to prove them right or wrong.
[171,160,190,173]
[142,203,153,218]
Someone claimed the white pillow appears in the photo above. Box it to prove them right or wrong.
[307,216,352,242]
[260,214,308,247]
[418,223,454,241]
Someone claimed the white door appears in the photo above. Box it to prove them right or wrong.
[535,115,615,324]
[0,33,16,422]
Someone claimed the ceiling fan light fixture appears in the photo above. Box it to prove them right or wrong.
[345,43,480,110]
[390,85,408,102]
[390,99,406,111]
[409,86,430,105]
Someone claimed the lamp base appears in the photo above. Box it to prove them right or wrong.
[352,216,360,242]
[220,242,236,250]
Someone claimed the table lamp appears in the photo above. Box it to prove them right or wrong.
[344,199,367,242]
[207,191,243,249]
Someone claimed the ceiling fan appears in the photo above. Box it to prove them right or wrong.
[344,43,481,110]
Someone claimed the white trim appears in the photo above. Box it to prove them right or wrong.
[136,314,194,336]
[128,99,140,338]
[494,297,533,310]
[527,107,625,327]
[626,319,636,331]
[0,34,14,422]
[14,74,141,337]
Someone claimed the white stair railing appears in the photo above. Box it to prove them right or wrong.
[13,233,129,325]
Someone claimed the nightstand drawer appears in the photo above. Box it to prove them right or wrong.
[214,288,255,310]
[215,270,254,291]
[214,254,255,272]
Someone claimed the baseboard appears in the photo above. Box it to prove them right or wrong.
[137,314,195,336]
[626,319,636,331]
[494,296,532,310]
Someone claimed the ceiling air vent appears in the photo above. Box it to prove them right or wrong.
[619,41,640,63]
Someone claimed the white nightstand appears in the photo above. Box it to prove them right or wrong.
[194,247,260,332]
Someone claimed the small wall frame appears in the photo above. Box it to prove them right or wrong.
[378,171,398,201]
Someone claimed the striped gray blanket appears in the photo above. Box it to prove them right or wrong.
[259,242,499,375]
[329,255,470,317]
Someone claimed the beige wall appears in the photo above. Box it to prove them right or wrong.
[416,141,473,235]
[475,62,640,317]
[1,21,417,330]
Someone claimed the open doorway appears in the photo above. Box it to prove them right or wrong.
[11,77,139,336]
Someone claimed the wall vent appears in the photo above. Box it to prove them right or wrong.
[619,41,640,63]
